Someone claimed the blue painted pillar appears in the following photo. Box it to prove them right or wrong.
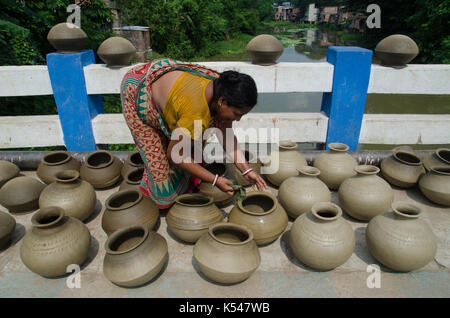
[47,50,104,151]
[321,46,372,150]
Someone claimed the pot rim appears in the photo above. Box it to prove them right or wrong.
[430,166,450,176]
[104,224,149,255]
[296,166,320,177]
[106,189,143,211]
[279,140,297,150]
[311,202,342,221]
[354,165,380,175]
[208,222,254,246]
[31,206,65,228]
[328,143,349,152]
[435,148,450,165]
[55,169,79,183]
[393,150,422,166]
[125,167,144,185]
[84,150,114,169]
[42,151,71,166]
[237,191,277,216]
[175,193,214,207]
[391,201,421,219]
[127,151,144,167]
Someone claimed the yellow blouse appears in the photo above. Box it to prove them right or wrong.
[163,72,212,140]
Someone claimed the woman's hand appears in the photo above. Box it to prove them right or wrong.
[245,170,268,191]
[216,176,235,196]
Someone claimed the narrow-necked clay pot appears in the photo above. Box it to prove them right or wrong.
[0,160,20,188]
[338,165,394,221]
[381,150,425,188]
[0,176,46,214]
[199,163,233,206]
[80,150,123,189]
[366,201,437,272]
[37,151,80,184]
[227,150,261,187]
[418,167,450,206]
[39,170,96,221]
[103,225,168,287]
[0,210,16,250]
[375,34,419,68]
[166,194,223,243]
[20,207,91,277]
[228,191,288,245]
[47,23,88,53]
[193,222,261,284]
[278,166,331,219]
[121,150,144,178]
[97,37,137,68]
[119,167,144,191]
[422,148,450,172]
[313,142,357,190]
[246,34,284,65]
[102,189,159,236]
[289,202,355,270]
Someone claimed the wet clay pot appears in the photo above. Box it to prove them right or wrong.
[418,167,450,206]
[102,189,159,236]
[0,160,20,188]
[121,150,144,178]
[0,176,46,214]
[422,148,450,172]
[20,207,91,277]
[381,150,425,188]
[80,150,123,189]
[265,141,308,187]
[37,151,80,184]
[199,163,233,206]
[366,201,437,272]
[246,34,284,65]
[0,210,16,250]
[278,166,331,219]
[228,191,288,245]
[338,165,394,221]
[313,143,357,190]
[193,223,261,284]
[289,202,355,271]
[119,167,144,191]
[39,170,96,221]
[103,225,168,287]
[47,23,88,53]
[166,194,224,243]
[375,34,419,68]
[227,150,261,187]
[97,37,137,68]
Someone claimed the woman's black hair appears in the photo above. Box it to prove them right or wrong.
[213,71,257,108]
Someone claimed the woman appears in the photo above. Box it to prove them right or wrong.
[121,58,267,209]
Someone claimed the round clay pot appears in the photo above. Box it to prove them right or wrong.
[313,142,357,190]
[375,34,419,68]
[0,210,16,250]
[193,222,261,284]
[418,167,450,206]
[227,150,261,187]
[166,194,223,243]
[366,201,437,272]
[381,150,425,188]
[97,37,137,68]
[20,207,91,277]
[80,150,123,189]
[278,166,331,219]
[199,163,233,206]
[246,34,284,65]
[102,189,159,236]
[39,170,96,221]
[0,176,46,214]
[119,167,144,191]
[422,148,450,172]
[47,23,88,53]
[338,165,394,221]
[0,160,20,188]
[289,202,355,270]
[121,150,144,178]
[103,224,168,287]
[265,141,308,187]
[37,151,80,184]
[228,191,288,245]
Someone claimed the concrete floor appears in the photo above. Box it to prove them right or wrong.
[0,170,449,298]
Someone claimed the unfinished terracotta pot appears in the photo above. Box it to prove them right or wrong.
[102,189,159,236]
[418,167,450,206]
[246,34,284,65]
[0,160,20,188]
[313,142,357,190]
[375,34,419,68]
[97,37,137,68]
[228,191,288,245]
[37,151,80,184]
[289,202,355,270]
[80,150,123,189]
[278,166,331,219]
[366,201,437,272]
[422,148,450,172]
[0,210,16,250]
[119,167,144,191]
[199,163,233,206]
[0,176,46,214]
[39,170,96,221]
[381,150,425,188]
[338,165,394,221]
[227,150,261,187]
[166,194,223,243]
[103,225,168,287]
[47,23,88,53]
[20,207,91,277]
[121,150,144,178]
[193,222,260,284]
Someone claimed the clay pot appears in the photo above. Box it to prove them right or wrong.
[199,163,233,206]
[0,210,16,250]
[338,165,394,221]
[0,176,46,214]
[37,151,80,184]
[121,150,144,178]
[228,191,288,245]
[366,201,437,272]
[20,207,91,277]
[246,34,284,65]
[97,37,137,68]
[0,160,20,188]
[381,150,425,188]
[39,170,96,221]
[278,166,331,219]
[80,150,123,189]
[422,148,450,172]
[193,222,260,284]
[289,202,355,270]
[313,142,357,190]
[265,141,308,187]
[418,167,450,206]
[103,225,168,287]
[166,194,224,243]
[375,34,419,68]
[119,167,144,191]
[227,150,261,187]
[47,23,88,53]
[102,189,159,236]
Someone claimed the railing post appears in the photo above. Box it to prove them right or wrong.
[321,46,372,150]
[47,49,103,151]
